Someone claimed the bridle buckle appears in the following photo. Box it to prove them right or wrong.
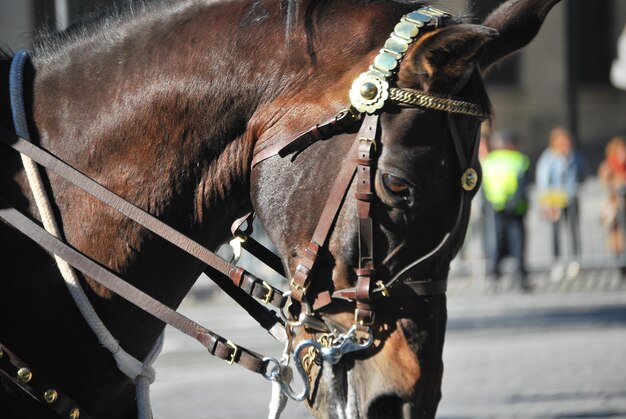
[376,280,390,297]
[225,340,240,365]
[359,137,377,152]
[261,281,274,304]
[289,277,309,294]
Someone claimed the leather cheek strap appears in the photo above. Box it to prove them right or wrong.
[354,116,379,328]
[288,116,379,304]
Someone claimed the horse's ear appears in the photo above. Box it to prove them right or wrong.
[398,24,498,91]
[479,0,562,73]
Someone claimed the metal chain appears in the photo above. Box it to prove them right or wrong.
[389,88,489,119]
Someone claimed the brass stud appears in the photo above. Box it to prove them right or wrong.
[406,10,433,24]
[69,407,80,419]
[461,168,479,191]
[394,21,420,40]
[0,347,4,359]
[44,389,58,403]
[360,82,378,100]
[373,52,399,73]
[384,36,410,54]
[17,367,32,383]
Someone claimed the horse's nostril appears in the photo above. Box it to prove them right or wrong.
[367,395,415,419]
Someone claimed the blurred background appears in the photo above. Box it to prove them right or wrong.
[2,0,626,418]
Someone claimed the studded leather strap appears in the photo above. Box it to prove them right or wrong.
[0,342,93,419]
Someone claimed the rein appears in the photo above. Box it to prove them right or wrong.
[0,6,487,418]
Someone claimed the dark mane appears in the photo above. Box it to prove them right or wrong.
[32,0,172,64]
[32,0,433,64]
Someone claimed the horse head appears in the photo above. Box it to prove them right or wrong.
[251,1,560,417]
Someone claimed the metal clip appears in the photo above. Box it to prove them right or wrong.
[263,357,308,402]
[280,291,313,328]
[319,325,373,365]
[271,326,374,401]
[225,340,239,365]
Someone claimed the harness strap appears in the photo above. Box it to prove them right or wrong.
[354,115,379,328]
[231,212,286,277]
[0,342,93,419]
[0,200,270,374]
[204,266,287,341]
[278,109,361,158]
[0,124,286,311]
[288,117,376,303]
[251,108,361,169]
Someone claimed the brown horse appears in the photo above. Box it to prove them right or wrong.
[0,0,560,418]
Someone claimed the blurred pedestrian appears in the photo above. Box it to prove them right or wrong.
[611,23,626,90]
[598,136,626,256]
[481,130,530,291]
[535,127,586,279]
[463,126,492,264]
[478,125,496,264]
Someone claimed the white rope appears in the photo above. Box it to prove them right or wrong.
[268,365,291,419]
[136,332,164,419]
[20,152,162,418]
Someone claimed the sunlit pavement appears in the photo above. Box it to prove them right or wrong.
[440,274,626,419]
[151,271,626,418]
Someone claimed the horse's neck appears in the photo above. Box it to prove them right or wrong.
[28,2,278,298]
[14,1,298,359]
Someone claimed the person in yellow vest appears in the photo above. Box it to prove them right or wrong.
[481,130,530,291]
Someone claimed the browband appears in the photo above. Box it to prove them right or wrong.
[389,87,489,120]
[348,6,488,119]
[251,6,487,168]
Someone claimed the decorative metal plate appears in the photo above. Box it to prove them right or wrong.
[347,6,453,114]
[349,73,390,114]
[461,168,479,191]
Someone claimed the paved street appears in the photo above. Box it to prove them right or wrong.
[439,279,626,418]
[151,271,626,419]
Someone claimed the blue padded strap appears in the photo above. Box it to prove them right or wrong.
[9,50,32,141]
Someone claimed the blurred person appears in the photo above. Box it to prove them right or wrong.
[611,24,626,90]
[481,130,530,291]
[462,124,493,268]
[478,125,496,265]
[535,127,586,279]
[598,136,626,257]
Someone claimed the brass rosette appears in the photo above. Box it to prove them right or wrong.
[347,6,450,115]
[461,168,479,191]
[349,72,390,114]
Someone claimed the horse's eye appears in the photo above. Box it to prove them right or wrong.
[382,173,410,194]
